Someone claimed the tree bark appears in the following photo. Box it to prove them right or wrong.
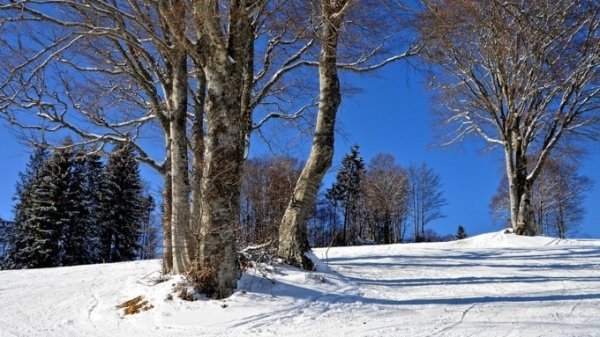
[278,2,343,269]
[196,71,244,298]
[189,68,206,263]
[162,158,173,274]
[505,146,536,236]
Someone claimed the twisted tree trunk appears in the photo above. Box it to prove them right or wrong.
[278,1,344,269]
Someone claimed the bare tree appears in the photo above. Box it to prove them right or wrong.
[490,157,592,238]
[419,0,600,235]
[240,156,301,247]
[362,153,409,244]
[407,163,447,242]
[278,0,418,268]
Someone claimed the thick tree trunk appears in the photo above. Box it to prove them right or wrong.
[169,53,192,274]
[189,69,206,263]
[515,182,535,235]
[505,146,536,236]
[278,5,342,268]
[189,0,254,299]
[196,72,244,298]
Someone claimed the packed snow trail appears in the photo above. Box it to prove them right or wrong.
[1,231,600,336]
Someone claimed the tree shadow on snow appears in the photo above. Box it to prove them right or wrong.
[244,273,600,307]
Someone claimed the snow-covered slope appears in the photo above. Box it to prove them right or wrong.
[2,231,600,337]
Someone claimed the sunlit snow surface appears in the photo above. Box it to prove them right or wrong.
[2,231,600,337]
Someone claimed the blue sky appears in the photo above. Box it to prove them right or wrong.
[1,62,599,238]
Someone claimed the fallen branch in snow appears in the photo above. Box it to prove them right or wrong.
[116,296,153,316]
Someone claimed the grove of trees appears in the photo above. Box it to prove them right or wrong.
[1,141,155,269]
[307,147,446,246]
[0,0,417,298]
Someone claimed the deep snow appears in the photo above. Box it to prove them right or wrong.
[2,231,600,337]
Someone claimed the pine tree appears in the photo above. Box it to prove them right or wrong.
[8,140,73,268]
[456,225,468,240]
[14,145,50,199]
[326,145,365,245]
[98,142,144,262]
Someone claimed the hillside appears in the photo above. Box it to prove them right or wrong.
[1,231,600,337]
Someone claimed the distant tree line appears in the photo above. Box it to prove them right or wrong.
[1,140,156,269]
[239,146,447,248]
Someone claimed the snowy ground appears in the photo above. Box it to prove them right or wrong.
[2,231,600,337]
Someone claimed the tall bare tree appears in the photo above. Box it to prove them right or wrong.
[419,0,600,235]
[362,153,409,244]
[278,0,418,268]
[241,156,301,246]
[407,163,447,242]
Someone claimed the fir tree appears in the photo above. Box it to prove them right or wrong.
[8,140,73,268]
[456,225,468,240]
[138,195,157,260]
[14,144,50,199]
[98,142,144,262]
[326,145,365,245]
[2,145,49,268]
[61,149,94,265]
[83,152,104,263]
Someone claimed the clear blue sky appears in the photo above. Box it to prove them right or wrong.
[1,62,599,238]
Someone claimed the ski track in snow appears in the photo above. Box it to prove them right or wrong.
[2,231,600,336]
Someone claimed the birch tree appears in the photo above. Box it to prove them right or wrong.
[418,0,600,235]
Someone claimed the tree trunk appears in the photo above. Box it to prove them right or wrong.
[187,0,254,299]
[169,52,192,274]
[162,163,173,274]
[196,71,244,298]
[505,145,536,236]
[189,68,206,263]
[278,4,342,269]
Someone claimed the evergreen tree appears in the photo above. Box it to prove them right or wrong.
[7,140,73,268]
[61,149,95,265]
[456,225,468,240]
[14,144,50,199]
[83,152,104,263]
[2,145,49,268]
[138,195,157,260]
[98,142,144,262]
[326,145,365,245]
